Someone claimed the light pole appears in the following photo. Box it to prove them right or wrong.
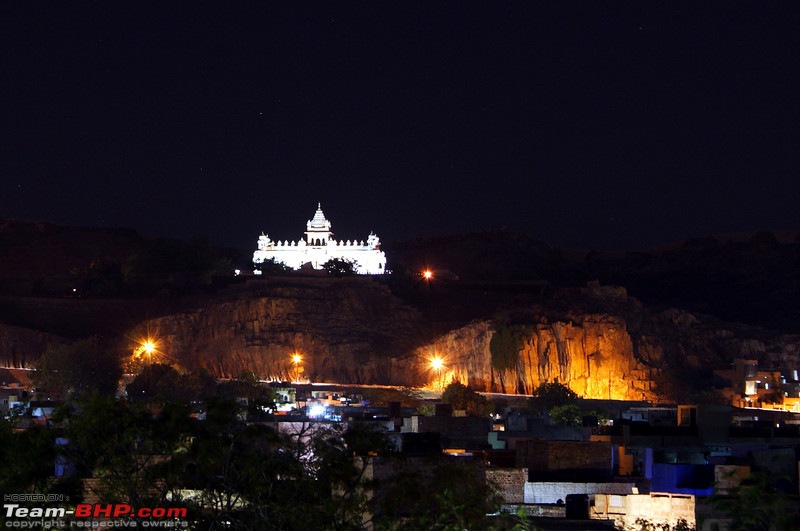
[134,339,157,368]
[430,356,444,391]
[291,353,302,383]
[142,340,155,366]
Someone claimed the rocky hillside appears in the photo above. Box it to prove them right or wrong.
[421,305,800,401]
[1,221,799,401]
[119,278,800,402]
[146,277,425,383]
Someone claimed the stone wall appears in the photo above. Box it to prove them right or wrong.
[486,468,527,504]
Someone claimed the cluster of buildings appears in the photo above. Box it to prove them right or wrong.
[715,358,800,411]
[265,385,800,530]
[6,357,800,529]
[0,367,30,414]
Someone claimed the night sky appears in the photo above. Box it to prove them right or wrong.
[2,3,798,252]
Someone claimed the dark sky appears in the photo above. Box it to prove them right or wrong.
[2,2,798,252]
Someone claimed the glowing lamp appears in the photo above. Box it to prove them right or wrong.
[422,270,433,280]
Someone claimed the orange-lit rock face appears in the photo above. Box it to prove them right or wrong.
[104,278,800,401]
[417,317,658,401]
[132,278,425,384]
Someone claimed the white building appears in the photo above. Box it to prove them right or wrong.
[253,204,387,275]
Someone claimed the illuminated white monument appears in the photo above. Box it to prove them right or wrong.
[253,204,387,275]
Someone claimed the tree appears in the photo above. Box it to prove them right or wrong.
[441,381,493,417]
[528,381,578,413]
[58,394,192,508]
[712,470,800,531]
[313,422,398,529]
[33,337,122,397]
[549,403,583,426]
[0,416,83,520]
[217,371,277,415]
[256,257,290,275]
[126,363,188,402]
[374,458,502,530]
[186,418,315,529]
[0,418,54,493]
[322,257,357,277]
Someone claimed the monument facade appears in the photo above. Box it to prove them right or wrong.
[253,204,387,275]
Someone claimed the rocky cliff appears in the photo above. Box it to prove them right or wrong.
[125,278,800,401]
[418,309,800,401]
[143,277,425,385]
[0,322,64,368]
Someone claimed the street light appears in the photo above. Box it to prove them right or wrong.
[430,356,444,390]
[142,340,155,365]
[422,270,433,280]
[134,338,158,366]
[291,353,303,382]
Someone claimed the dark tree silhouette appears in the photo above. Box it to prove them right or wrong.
[529,381,579,413]
[322,257,357,277]
[441,381,493,417]
[33,337,122,397]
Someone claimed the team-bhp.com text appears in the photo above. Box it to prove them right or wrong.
[4,504,188,528]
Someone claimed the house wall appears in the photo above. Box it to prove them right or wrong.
[523,481,636,504]
[516,440,613,476]
[594,493,696,529]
